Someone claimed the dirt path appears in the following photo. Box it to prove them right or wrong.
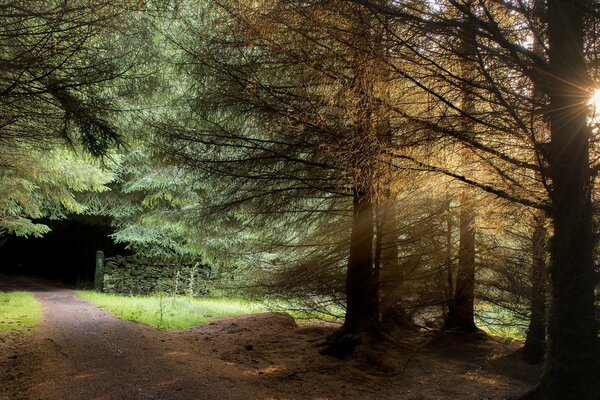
[0,280,540,400]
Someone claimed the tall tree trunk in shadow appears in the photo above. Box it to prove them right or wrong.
[321,190,380,358]
[522,211,547,364]
[445,6,477,332]
[379,201,409,326]
[522,0,548,365]
[343,190,380,334]
[520,0,599,396]
[445,194,454,310]
[445,192,477,331]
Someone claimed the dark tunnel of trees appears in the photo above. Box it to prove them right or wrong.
[0,216,127,284]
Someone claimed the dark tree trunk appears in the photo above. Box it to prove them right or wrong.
[521,0,600,396]
[445,195,454,306]
[522,0,548,365]
[321,12,385,358]
[321,190,380,358]
[379,201,409,326]
[343,190,380,334]
[437,195,453,317]
[444,12,477,332]
[445,192,477,331]
[374,204,383,283]
[522,211,548,364]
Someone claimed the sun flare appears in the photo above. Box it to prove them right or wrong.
[589,88,600,111]
[587,88,600,122]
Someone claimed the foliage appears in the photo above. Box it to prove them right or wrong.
[0,146,113,237]
[0,292,42,334]
[0,1,144,156]
[0,1,151,238]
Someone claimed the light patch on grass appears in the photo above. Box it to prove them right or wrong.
[268,301,343,324]
[76,291,265,329]
[476,303,526,341]
[0,291,42,334]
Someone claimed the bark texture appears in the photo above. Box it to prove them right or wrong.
[343,191,380,334]
[523,0,600,396]
[321,191,380,358]
[522,211,547,364]
[445,193,477,331]
[445,11,478,332]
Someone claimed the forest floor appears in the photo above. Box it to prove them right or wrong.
[0,276,541,400]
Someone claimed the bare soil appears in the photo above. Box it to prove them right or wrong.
[0,278,540,400]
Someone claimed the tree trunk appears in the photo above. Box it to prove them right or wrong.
[321,190,380,358]
[445,194,454,307]
[522,0,600,396]
[444,9,478,332]
[445,191,477,331]
[521,0,548,366]
[343,190,380,333]
[379,201,409,326]
[522,211,547,364]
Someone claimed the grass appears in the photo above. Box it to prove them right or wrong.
[76,290,266,329]
[0,291,42,334]
[265,299,343,324]
[476,303,527,341]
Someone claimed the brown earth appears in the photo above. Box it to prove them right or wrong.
[0,277,540,400]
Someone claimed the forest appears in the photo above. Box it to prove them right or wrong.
[0,0,599,399]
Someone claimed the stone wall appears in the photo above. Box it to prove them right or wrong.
[102,255,212,295]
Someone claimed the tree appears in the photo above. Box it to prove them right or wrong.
[354,0,599,397]
[0,1,140,156]
[0,145,113,237]
[522,210,548,364]
[155,0,431,352]
[0,1,170,247]
[444,5,478,331]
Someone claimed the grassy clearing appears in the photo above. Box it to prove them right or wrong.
[0,291,42,334]
[76,291,265,329]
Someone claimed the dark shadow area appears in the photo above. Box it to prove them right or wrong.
[0,215,128,286]
[0,274,64,292]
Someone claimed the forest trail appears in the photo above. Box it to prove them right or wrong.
[0,279,540,400]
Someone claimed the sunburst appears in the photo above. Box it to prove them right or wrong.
[589,88,600,115]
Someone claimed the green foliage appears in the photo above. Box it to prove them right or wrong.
[76,290,264,329]
[0,146,113,237]
[0,1,146,156]
[0,292,42,334]
[0,1,154,238]
[107,149,203,256]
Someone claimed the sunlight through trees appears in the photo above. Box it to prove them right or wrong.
[1,1,599,399]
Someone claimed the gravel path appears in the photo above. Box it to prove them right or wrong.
[0,277,540,400]
[3,288,276,400]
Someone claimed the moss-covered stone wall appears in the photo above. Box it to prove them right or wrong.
[102,255,212,295]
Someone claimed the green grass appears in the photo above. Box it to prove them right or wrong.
[76,291,266,329]
[476,303,527,340]
[265,299,343,323]
[0,291,42,334]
